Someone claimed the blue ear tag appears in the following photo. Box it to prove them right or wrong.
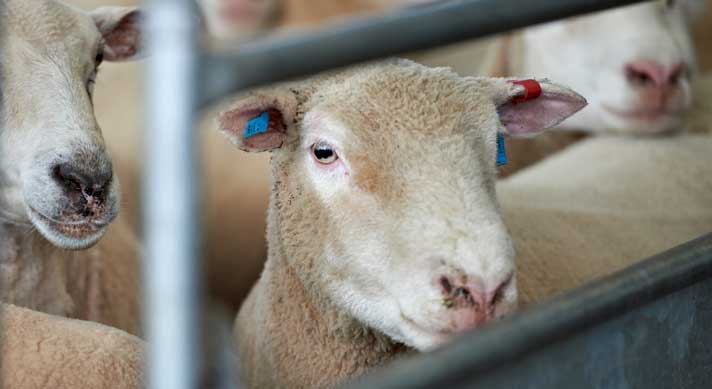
[244,111,270,138]
[496,133,508,166]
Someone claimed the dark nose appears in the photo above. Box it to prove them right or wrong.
[52,162,112,216]
[624,60,686,90]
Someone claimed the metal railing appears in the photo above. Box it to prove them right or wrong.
[144,1,201,389]
[140,1,703,388]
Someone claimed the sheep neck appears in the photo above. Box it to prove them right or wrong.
[257,242,411,387]
[0,223,91,318]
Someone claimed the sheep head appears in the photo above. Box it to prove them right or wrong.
[0,0,142,249]
[219,60,586,350]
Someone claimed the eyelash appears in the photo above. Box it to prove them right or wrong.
[87,50,103,95]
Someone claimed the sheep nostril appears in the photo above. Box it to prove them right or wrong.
[668,63,686,85]
[53,164,83,192]
[51,163,112,211]
[454,287,469,298]
[626,67,655,87]
[490,272,514,306]
[439,276,453,295]
[625,60,687,89]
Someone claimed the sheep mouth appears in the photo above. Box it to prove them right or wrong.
[26,206,112,250]
[398,313,458,351]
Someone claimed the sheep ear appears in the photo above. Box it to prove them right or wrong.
[218,89,299,152]
[91,7,142,61]
[479,78,587,137]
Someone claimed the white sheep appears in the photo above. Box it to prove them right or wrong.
[497,73,712,304]
[415,0,704,136]
[412,1,705,177]
[1,0,143,335]
[217,60,586,388]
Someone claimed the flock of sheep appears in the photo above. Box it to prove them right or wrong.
[0,0,711,388]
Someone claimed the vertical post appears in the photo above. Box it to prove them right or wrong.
[143,1,202,389]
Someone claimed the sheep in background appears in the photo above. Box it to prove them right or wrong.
[499,75,712,306]
[416,0,703,135]
[412,0,706,175]
[500,132,712,306]
[218,60,586,388]
[0,0,142,334]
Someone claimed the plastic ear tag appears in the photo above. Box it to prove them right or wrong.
[496,133,508,166]
[244,111,270,138]
[510,79,542,104]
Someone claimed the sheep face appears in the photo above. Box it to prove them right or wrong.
[0,0,141,249]
[220,61,586,350]
[517,0,702,135]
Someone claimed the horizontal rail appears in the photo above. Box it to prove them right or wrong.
[201,0,649,107]
[348,233,712,388]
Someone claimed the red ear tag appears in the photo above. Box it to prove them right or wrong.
[510,79,542,104]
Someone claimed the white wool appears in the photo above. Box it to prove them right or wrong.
[498,133,712,305]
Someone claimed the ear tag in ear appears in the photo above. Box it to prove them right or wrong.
[244,111,270,138]
[496,133,508,166]
[510,79,542,104]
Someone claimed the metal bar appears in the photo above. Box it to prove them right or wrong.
[201,0,650,107]
[143,1,202,389]
[348,233,712,388]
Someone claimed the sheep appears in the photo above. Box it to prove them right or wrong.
[0,0,143,334]
[1,303,145,389]
[412,0,705,176]
[216,60,587,388]
[497,134,712,305]
[416,0,703,135]
[496,76,712,307]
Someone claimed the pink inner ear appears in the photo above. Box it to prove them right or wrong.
[498,92,587,137]
[219,107,287,152]
[102,11,141,61]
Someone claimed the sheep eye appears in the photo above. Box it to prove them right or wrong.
[87,49,103,97]
[665,0,675,8]
[95,49,104,67]
[312,144,338,164]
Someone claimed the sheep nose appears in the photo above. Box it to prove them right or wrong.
[52,162,112,211]
[438,273,513,331]
[624,60,686,89]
